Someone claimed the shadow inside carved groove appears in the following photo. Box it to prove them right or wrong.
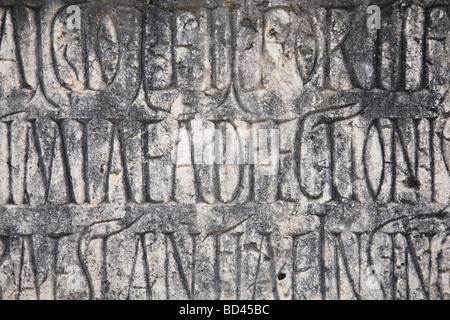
[0,0,448,301]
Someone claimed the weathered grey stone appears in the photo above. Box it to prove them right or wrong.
[0,0,448,300]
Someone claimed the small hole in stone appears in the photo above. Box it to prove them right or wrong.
[278,272,286,280]
[406,176,420,189]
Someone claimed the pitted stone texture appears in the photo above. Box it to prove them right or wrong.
[0,0,448,300]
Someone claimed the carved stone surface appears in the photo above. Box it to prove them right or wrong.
[0,0,449,300]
